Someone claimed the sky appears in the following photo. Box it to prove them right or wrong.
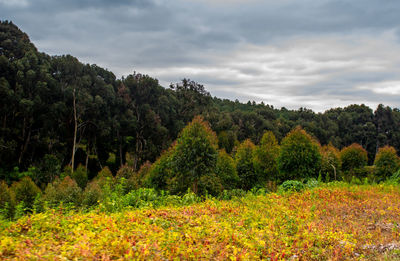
[1,0,400,112]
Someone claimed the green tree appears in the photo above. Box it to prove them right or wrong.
[235,139,257,190]
[170,116,218,194]
[10,176,41,210]
[277,127,321,181]
[253,131,280,183]
[340,143,368,172]
[374,146,400,181]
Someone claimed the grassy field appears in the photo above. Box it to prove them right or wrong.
[1,184,400,260]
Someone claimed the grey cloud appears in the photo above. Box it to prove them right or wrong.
[2,0,400,111]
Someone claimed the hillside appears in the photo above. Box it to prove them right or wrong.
[1,20,399,182]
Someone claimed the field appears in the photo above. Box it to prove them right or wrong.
[1,184,400,260]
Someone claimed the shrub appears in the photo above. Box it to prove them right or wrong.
[144,147,174,190]
[71,164,88,189]
[43,176,82,207]
[82,180,103,207]
[374,146,400,181]
[320,144,341,181]
[389,169,400,183]
[97,166,113,179]
[235,139,257,190]
[277,127,322,181]
[253,131,280,183]
[279,180,305,193]
[215,150,239,190]
[10,177,41,210]
[0,181,14,218]
[116,164,135,180]
[340,143,368,172]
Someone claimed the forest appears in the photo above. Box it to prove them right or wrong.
[1,20,400,216]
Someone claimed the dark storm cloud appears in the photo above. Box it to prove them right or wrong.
[2,0,400,111]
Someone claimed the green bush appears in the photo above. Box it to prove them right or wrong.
[116,164,135,180]
[82,180,103,207]
[97,166,113,179]
[387,169,400,184]
[320,144,341,181]
[0,181,14,218]
[71,164,88,189]
[279,180,305,193]
[277,127,321,181]
[10,176,41,210]
[340,143,368,172]
[344,166,377,183]
[144,147,174,190]
[218,189,247,200]
[374,146,400,181]
[43,176,82,207]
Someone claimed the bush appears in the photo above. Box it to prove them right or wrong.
[71,164,88,189]
[374,146,400,181]
[144,147,174,190]
[235,139,257,190]
[10,176,41,210]
[218,189,247,200]
[0,181,14,218]
[343,166,377,183]
[279,180,305,193]
[116,164,135,180]
[320,144,341,181]
[277,127,322,181]
[340,143,368,172]
[97,166,113,179]
[82,180,103,207]
[43,176,82,207]
[388,169,400,184]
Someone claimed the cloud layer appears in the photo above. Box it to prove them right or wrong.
[2,0,400,111]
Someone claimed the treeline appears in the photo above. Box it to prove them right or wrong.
[1,21,400,188]
[1,116,400,219]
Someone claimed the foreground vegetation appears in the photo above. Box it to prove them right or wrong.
[1,184,400,260]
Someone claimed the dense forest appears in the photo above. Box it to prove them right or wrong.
[1,20,400,199]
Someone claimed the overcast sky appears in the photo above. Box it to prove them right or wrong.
[2,0,400,111]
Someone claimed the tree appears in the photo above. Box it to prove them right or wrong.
[253,131,279,183]
[235,139,257,190]
[340,143,368,172]
[374,146,400,181]
[277,127,321,181]
[170,116,218,194]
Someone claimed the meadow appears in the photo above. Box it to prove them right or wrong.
[1,184,400,260]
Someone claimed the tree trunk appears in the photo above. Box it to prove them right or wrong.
[330,163,336,181]
[71,87,77,174]
[192,179,198,194]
